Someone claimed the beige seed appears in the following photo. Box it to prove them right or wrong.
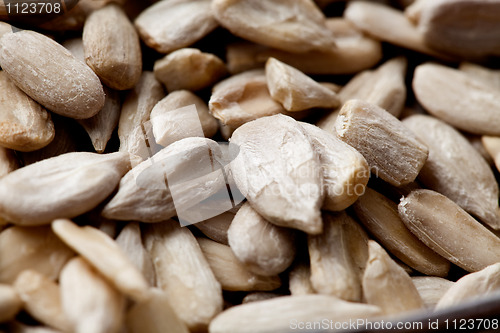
[412,276,454,309]
[103,137,227,223]
[78,86,121,153]
[317,57,408,131]
[195,211,235,246]
[209,69,287,128]
[0,284,21,323]
[459,62,500,90]
[116,223,156,287]
[482,136,500,173]
[0,30,105,119]
[52,219,149,301]
[212,0,335,53]
[300,122,369,211]
[265,57,340,111]
[413,62,500,135]
[344,1,452,60]
[126,288,189,333]
[13,270,71,332]
[150,90,218,147]
[308,212,362,302]
[198,238,281,292]
[225,29,381,76]
[335,99,428,186]
[83,4,142,90]
[399,189,500,272]
[60,257,125,333]
[0,152,131,225]
[0,71,54,152]
[403,114,500,230]
[418,0,500,58]
[288,262,315,296]
[362,241,424,316]
[353,187,450,277]
[436,263,500,309]
[228,202,296,276]
[118,71,165,160]
[229,114,323,234]
[154,48,227,92]
[209,295,382,333]
[144,221,223,332]
[135,0,218,54]
[0,226,74,284]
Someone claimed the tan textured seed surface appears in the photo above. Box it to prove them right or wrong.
[116,223,155,287]
[0,30,105,119]
[0,152,131,225]
[412,276,454,309]
[318,57,408,131]
[309,212,362,302]
[418,0,500,58]
[135,0,218,54]
[459,62,500,89]
[198,238,282,292]
[225,28,381,75]
[399,190,500,272]
[60,257,125,333]
[13,270,71,332]
[228,202,296,276]
[209,69,287,128]
[103,137,227,222]
[436,263,500,309]
[403,114,500,230]
[241,292,281,304]
[335,99,428,186]
[345,1,452,60]
[154,48,227,92]
[126,288,189,333]
[209,295,382,333]
[300,122,369,211]
[0,226,74,284]
[52,219,149,301]
[413,62,500,135]
[265,57,340,111]
[194,211,235,245]
[0,284,21,323]
[482,135,500,173]
[288,262,315,296]
[118,71,165,160]
[78,87,121,153]
[144,222,223,332]
[230,114,323,234]
[353,187,450,277]
[83,4,142,90]
[0,71,54,152]
[362,241,424,316]
[212,0,335,53]
[150,90,218,147]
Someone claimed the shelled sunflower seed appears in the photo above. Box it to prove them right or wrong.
[1,0,500,332]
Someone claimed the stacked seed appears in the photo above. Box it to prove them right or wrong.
[1,0,500,332]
